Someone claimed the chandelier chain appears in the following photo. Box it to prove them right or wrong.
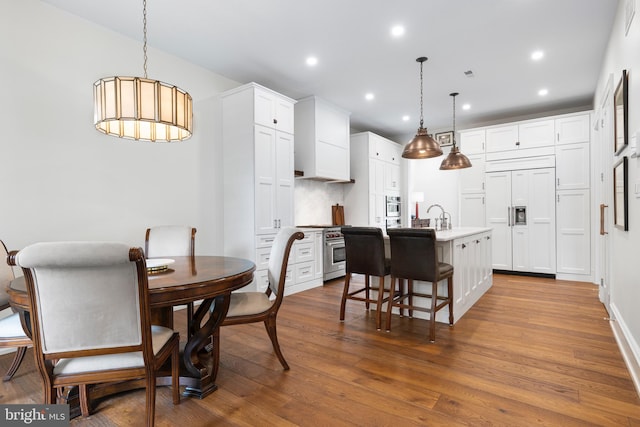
[419,61,424,128]
[142,0,148,79]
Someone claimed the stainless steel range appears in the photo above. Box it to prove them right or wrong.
[323,226,347,281]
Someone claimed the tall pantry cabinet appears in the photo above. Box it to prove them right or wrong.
[555,114,591,278]
[221,82,296,292]
[344,132,402,228]
[459,129,486,227]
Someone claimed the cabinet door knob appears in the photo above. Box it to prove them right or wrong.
[461,243,466,249]
[273,118,278,124]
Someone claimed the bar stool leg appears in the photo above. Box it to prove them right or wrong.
[408,280,414,318]
[385,276,396,332]
[364,275,370,310]
[375,275,384,330]
[429,281,438,343]
[340,272,351,321]
[448,276,454,326]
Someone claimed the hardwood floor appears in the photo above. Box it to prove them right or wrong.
[2,273,639,426]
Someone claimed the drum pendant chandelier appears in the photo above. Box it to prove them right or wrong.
[93,0,193,142]
[402,57,442,159]
[440,92,472,170]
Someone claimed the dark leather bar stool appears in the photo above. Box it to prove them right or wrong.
[340,227,394,330]
[386,228,454,342]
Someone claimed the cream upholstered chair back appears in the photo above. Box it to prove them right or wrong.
[1,240,15,309]
[267,227,301,298]
[14,242,144,355]
[145,225,196,258]
[12,241,180,424]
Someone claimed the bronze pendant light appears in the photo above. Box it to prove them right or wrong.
[402,57,443,159]
[440,92,472,170]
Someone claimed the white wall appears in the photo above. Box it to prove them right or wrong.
[593,0,640,386]
[0,0,239,254]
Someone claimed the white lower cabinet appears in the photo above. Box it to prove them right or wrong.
[485,167,556,274]
[255,229,324,296]
[556,189,591,276]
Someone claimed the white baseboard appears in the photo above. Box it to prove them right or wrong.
[609,303,640,398]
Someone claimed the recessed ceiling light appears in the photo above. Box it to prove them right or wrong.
[306,56,318,66]
[538,88,549,96]
[531,50,544,61]
[402,115,410,121]
[365,93,375,101]
[462,104,471,110]
[391,25,405,37]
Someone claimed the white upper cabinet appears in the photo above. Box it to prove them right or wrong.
[486,120,555,153]
[555,142,590,190]
[459,129,486,154]
[294,96,351,181]
[254,86,295,134]
[555,114,590,145]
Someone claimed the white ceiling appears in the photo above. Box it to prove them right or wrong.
[41,0,618,140]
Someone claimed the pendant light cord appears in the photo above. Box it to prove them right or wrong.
[142,0,148,79]
[419,60,424,128]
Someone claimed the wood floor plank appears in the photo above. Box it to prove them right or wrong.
[1,273,639,426]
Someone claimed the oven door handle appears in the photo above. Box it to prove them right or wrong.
[325,241,344,247]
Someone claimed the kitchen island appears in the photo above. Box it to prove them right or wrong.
[384,227,493,324]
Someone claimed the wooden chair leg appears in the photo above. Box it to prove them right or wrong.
[145,373,157,427]
[447,276,454,326]
[340,273,351,321]
[172,339,180,405]
[429,281,438,342]
[79,384,91,417]
[264,316,289,370]
[2,346,27,382]
[386,276,396,332]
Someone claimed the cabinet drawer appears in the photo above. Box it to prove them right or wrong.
[255,267,294,292]
[293,241,314,263]
[293,261,315,284]
[256,234,276,248]
[255,247,272,270]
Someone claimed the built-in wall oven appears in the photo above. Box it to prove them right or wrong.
[323,227,346,281]
[385,195,402,230]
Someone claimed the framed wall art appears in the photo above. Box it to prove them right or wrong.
[614,69,628,154]
[613,156,628,231]
[435,131,453,147]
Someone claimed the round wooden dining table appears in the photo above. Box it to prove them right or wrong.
[7,255,256,400]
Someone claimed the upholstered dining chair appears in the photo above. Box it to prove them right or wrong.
[216,227,303,370]
[340,227,395,331]
[11,242,180,426]
[145,225,197,330]
[0,239,31,381]
[386,228,454,342]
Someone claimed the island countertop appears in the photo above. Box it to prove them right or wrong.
[384,226,492,241]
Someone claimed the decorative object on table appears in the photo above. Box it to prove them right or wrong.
[402,57,443,159]
[218,227,304,370]
[145,258,175,274]
[614,69,628,155]
[0,239,31,382]
[11,242,180,425]
[412,192,424,219]
[613,156,629,231]
[440,92,472,170]
[93,0,192,142]
[332,204,345,226]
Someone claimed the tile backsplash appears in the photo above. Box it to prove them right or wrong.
[294,179,345,225]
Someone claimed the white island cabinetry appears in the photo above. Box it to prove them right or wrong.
[385,227,492,324]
